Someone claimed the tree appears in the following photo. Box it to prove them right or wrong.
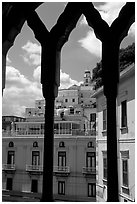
[92,43,135,90]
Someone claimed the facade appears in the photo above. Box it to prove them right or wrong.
[92,63,135,202]
[2,70,97,202]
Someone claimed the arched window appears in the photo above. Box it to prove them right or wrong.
[9,141,14,147]
[87,141,93,148]
[59,141,65,148]
[33,141,38,147]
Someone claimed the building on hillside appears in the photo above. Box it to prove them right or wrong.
[2,116,26,132]
[2,70,97,202]
[91,63,135,202]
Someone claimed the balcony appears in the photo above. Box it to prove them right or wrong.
[26,165,43,174]
[53,166,70,176]
[2,130,12,137]
[2,164,16,173]
[72,129,96,136]
[82,167,96,178]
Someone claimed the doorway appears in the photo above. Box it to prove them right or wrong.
[31,179,38,193]
[6,178,13,190]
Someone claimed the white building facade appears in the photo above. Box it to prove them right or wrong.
[93,64,135,202]
[2,70,97,201]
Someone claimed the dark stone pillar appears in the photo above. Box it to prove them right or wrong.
[40,44,60,202]
[41,97,55,201]
[102,41,119,201]
[106,96,119,201]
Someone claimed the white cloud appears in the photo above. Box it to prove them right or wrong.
[22,41,41,53]
[33,66,41,82]
[78,31,102,57]
[3,66,43,117]
[6,55,11,65]
[97,2,126,26]
[60,70,82,89]
[6,66,30,87]
[22,41,41,66]
[128,23,135,37]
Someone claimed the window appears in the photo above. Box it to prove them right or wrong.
[32,151,40,166]
[90,113,96,122]
[58,181,65,195]
[90,113,96,131]
[121,100,127,128]
[70,107,74,114]
[103,157,107,180]
[7,151,15,164]
[86,152,96,168]
[122,159,128,187]
[65,99,68,103]
[103,109,107,130]
[58,152,66,167]
[33,141,38,147]
[9,141,14,147]
[88,183,96,197]
[72,98,75,103]
[59,141,65,148]
[87,142,94,148]
[86,78,88,83]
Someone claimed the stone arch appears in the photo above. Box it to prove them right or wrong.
[2,2,135,202]
[2,2,42,93]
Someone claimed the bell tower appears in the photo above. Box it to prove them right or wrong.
[84,70,92,86]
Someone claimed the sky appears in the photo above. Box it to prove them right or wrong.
[2,2,135,117]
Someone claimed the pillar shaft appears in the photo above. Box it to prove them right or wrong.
[106,96,119,201]
[41,44,60,201]
[102,41,119,201]
[41,97,55,201]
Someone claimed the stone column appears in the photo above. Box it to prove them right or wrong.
[83,2,134,201]
[102,40,120,201]
[40,43,60,201]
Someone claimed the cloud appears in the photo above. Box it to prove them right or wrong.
[128,23,135,37]
[6,66,31,87]
[3,66,43,117]
[22,41,41,53]
[78,2,134,55]
[21,41,41,66]
[78,31,102,57]
[97,2,126,26]
[6,55,11,65]
[33,66,41,82]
